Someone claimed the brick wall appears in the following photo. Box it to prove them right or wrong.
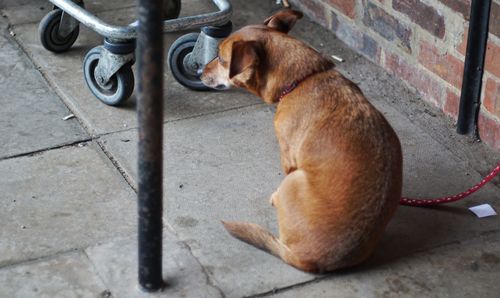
[290,0,500,150]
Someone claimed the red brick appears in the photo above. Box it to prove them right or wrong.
[385,51,444,106]
[419,41,464,89]
[291,0,329,28]
[478,112,500,151]
[457,25,467,56]
[444,89,460,119]
[393,0,445,38]
[485,40,500,78]
[363,1,412,52]
[490,1,500,39]
[331,12,381,61]
[325,0,356,19]
[483,78,500,117]
[441,0,470,19]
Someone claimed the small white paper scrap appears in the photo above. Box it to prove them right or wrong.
[469,204,497,218]
[62,114,75,121]
[331,54,344,62]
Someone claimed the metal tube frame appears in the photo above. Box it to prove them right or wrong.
[48,0,232,40]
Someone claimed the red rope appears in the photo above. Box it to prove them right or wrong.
[400,162,500,207]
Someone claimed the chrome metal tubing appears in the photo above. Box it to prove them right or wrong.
[48,0,232,40]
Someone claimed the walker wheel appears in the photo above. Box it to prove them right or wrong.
[83,47,135,106]
[168,33,210,91]
[163,0,181,20]
[39,9,79,53]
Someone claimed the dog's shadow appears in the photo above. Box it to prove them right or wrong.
[357,204,474,271]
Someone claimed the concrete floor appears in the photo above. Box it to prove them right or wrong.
[1,0,499,297]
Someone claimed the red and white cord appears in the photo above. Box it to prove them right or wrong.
[400,162,500,207]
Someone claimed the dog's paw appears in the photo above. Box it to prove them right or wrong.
[270,191,278,206]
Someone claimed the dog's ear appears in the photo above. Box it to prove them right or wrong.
[263,9,303,33]
[229,40,262,81]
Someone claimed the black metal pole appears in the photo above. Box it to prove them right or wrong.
[137,0,164,292]
[456,0,491,134]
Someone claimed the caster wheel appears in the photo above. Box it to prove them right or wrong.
[168,33,210,91]
[163,0,181,20]
[83,47,135,106]
[39,9,79,53]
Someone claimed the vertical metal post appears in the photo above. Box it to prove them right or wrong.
[137,0,164,292]
[456,0,491,135]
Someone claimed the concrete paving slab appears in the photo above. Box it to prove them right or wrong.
[100,104,315,297]
[86,230,222,298]
[0,25,88,159]
[0,0,42,10]
[8,2,259,136]
[0,251,109,298]
[99,101,500,297]
[271,231,500,298]
[0,142,136,267]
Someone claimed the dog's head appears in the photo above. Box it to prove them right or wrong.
[200,10,303,96]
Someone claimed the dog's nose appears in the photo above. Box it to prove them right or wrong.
[214,84,226,90]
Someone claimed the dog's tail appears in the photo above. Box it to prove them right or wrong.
[221,220,317,272]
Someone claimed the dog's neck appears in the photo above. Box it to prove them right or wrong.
[257,39,335,103]
[277,67,334,102]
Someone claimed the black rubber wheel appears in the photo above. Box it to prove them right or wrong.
[168,33,210,91]
[163,0,181,20]
[39,9,79,53]
[83,47,135,106]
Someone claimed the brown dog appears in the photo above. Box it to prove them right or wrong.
[201,10,402,273]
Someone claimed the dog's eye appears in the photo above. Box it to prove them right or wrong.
[218,56,226,65]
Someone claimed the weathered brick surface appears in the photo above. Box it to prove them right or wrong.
[440,0,471,19]
[457,31,499,85]
[485,40,500,78]
[331,12,381,61]
[385,51,444,106]
[478,112,500,150]
[325,0,356,18]
[483,78,500,117]
[393,0,445,38]
[419,41,464,89]
[292,0,329,28]
[363,1,412,52]
[444,89,460,119]
[296,0,500,150]
[457,24,467,56]
[491,1,500,39]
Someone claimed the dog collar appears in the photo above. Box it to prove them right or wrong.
[278,81,299,102]
[278,69,330,102]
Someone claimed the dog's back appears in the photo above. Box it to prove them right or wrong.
[203,10,402,273]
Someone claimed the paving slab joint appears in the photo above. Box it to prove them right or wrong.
[244,277,327,298]
[81,249,114,298]
[96,139,137,193]
[175,238,226,297]
[0,139,93,162]
[0,247,82,271]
